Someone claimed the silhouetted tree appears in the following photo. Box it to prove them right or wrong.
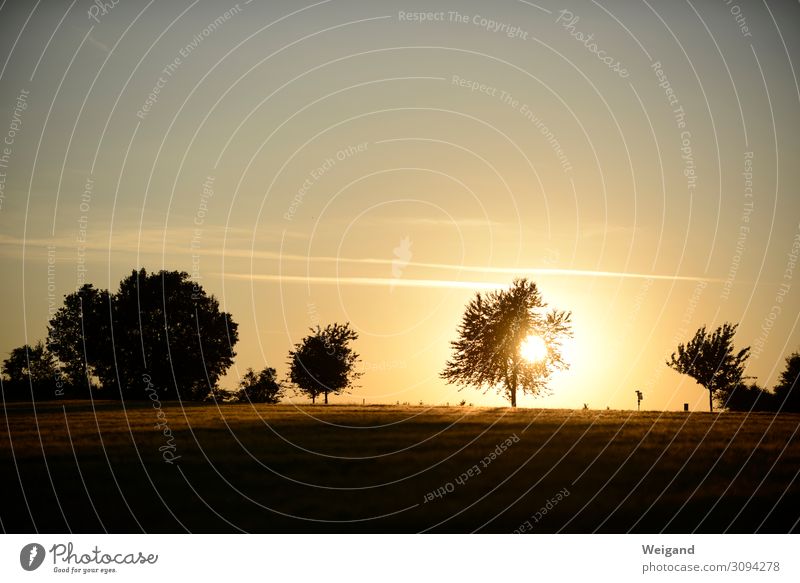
[773,351,800,412]
[237,367,283,404]
[288,323,362,404]
[1,341,59,400]
[719,381,774,412]
[109,269,238,400]
[47,269,238,401]
[441,278,572,407]
[47,284,111,396]
[667,323,749,413]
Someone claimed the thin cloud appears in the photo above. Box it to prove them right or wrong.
[219,267,720,288]
[220,273,504,290]
[2,229,718,284]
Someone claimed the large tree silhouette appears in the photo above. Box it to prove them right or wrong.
[773,351,800,412]
[47,269,238,401]
[441,278,572,407]
[288,323,362,404]
[667,323,749,412]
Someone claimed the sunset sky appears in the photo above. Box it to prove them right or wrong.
[1,0,798,410]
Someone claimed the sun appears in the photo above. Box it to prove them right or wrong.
[520,334,548,362]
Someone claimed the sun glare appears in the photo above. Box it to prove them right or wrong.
[520,334,548,362]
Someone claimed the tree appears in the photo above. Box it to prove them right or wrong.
[109,269,239,400]
[47,269,238,401]
[1,341,59,400]
[288,323,362,404]
[441,278,572,407]
[718,381,774,412]
[46,284,111,396]
[236,367,283,404]
[666,323,749,413]
[773,351,800,412]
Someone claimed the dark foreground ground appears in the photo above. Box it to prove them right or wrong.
[1,401,798,533]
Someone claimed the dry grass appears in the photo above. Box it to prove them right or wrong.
[1,401,798,533]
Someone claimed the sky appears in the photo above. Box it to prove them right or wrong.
[0,0,798,410]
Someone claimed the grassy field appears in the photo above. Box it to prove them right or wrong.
[1,401,798,533]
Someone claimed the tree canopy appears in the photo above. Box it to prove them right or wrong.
[441,278,572,407]
[667,323,749,412]
[1,341,59,400]
[288,323,362,404]
[46,269,238,401]
[237,366,283,404]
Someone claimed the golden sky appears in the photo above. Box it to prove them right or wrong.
[1,0,798,409]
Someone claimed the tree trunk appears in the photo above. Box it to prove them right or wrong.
[324,391,328,405]
[509,372,517,408]
[708,388,713,413]
[510,360,518,408]
[311,395,315,404]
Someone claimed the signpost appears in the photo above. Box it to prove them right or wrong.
[635,390,643,411]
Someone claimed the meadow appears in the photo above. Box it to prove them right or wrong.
[1,401,798,533]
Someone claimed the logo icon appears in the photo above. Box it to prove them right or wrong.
[390,236,413,290]
[20,543,46,571]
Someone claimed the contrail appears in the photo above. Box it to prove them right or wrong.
[220,273,506,290]
[4,231,719,284]
[219,269,718,290]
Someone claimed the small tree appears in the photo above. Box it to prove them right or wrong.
[666,323,749,412]
[237,367,283,404]
[441,278,572,407]
[1,341,59,400]
[719,381,774,412]
[288,323,362,404]
[773,351,800,412]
